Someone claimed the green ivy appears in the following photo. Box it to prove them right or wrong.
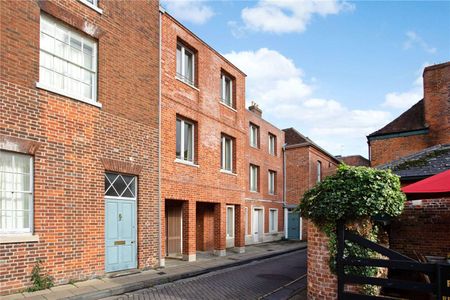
[299,164,405,295]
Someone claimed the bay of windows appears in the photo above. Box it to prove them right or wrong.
[249,164,259,192]
[249,123,259,148]
[221,135,233,172]
[176,118,194,162]
[176,43,195,86]
[221,73,233,107]
[39,14,97,104]
[0,151,33,234]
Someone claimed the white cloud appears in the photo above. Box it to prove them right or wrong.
[161,0,214,25]
[224,48,391,156]
[382,63,430,110]
[403,31,437,54]
[237,0,354,34]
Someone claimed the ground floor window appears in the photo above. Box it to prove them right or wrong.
[0,151,33,234]
[269,208,278,233]
[226,205,235,238]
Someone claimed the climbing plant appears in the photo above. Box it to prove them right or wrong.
[299,164,405,295]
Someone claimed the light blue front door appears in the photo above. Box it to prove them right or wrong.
[105,199,137,272]
[288,212,300,240]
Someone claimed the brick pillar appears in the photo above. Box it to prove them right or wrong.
[307,222,337,300]
[234,204,245,253]
[182,201,196,261]
[213,203,226,256]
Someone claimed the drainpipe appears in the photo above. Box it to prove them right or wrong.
[158,5,165,268]
[282,143,288,239]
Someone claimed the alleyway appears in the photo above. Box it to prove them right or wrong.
[105,249,307,300]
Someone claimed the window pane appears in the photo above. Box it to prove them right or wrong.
[176,45,182,76]
[40,33,54,52]
[224,138,232,171]
[185,51,193,82]
[184,123,193,161]
[224,77,231,105]
[176,119,182,159]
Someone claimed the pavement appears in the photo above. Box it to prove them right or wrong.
[103,248,307,300]
[2,240,306,300]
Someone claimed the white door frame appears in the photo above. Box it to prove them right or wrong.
[252,206,264,243]
[226,205,235,248]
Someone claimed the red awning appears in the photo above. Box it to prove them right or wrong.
[402,169,450,196]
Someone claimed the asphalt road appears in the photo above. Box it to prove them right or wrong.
[107,248,307,300]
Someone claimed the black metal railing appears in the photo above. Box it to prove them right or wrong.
[336,221,450,299]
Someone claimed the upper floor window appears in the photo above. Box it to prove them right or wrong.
[268,133,276,156]
[176,42,195,86]
[268,170,276,195]
[39,14,98,104]
[317,161,322,183]
[249,123,259,148]
[221,135,234,172]
[176,118,194,163]
[0,151,33,234]
[221,73,233,108]
[249,164,259,192]
[85,0,98,5]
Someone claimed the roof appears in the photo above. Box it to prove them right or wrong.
[336,155,370,167]
[367,100,427,138]
[282,128,340,164]
[377,144,450,180]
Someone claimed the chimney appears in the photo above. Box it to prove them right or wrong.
[248,101,262,117]
[423,61,450,145]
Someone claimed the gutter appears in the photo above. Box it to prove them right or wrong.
[158,5,164,267]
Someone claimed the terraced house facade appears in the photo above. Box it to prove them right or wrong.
[0,0,160,295]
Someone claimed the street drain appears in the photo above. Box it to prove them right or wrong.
[157,272,166,275]
[257,274,294,281]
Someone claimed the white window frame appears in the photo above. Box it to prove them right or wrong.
[226,205,235,238]
[317,161,322,183]
[0,151,34,235]
[37,14,99,107]
[176,43,195,86]
[269,208,278,233]
[249,164,259,192]
[268,170,276,195]
[176,118,195,163]
[244,207,248,236]
[249,123,259,148]
[221,73,233,108]
[77,0,103,14]
[221,135,233,172]
[268,134,276,156]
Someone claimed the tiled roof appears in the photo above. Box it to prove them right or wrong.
[377,144,450,179]
[283,127,309,145]
[368,99,427,137]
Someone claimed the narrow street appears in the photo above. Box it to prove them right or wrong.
[105,249,307,300]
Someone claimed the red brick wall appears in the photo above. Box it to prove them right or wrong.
[0,0,160,295]
[307,223,337,300]
[390,197,450,258]
[370,62,450,167]
[160,13,247,256]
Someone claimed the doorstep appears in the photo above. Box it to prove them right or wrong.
[5,240,307,300]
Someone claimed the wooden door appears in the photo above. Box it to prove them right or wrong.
[166,205,182,256]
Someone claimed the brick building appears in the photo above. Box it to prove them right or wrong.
[283,128,340,240]
[368,61,450,258]
[160,12,285,263]
[244,104,285,245]
[335,155,370,167]
[0,0,160,295]
[368,62,450,167]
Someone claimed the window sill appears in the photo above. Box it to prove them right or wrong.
[175,76,199,91]
[36,82,102,108]
[77,0,103,14]
[250,145,260,150]
[174,158,199,168]
[220,169,237,176]
[250,190,259,194]
[220,101,237,112]
[0,234,40,244]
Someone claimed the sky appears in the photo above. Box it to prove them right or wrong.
[161,0,450,158]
